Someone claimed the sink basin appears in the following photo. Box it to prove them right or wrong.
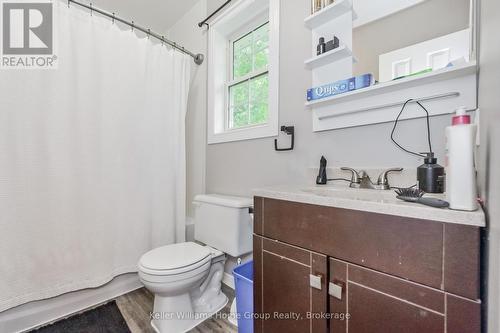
[301,186,398,203]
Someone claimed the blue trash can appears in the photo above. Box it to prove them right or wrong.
[233,260,253,333]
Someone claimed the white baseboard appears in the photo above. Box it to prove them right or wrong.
[228,297,239,327]
[222,272,235,290]
[0,273,142,333]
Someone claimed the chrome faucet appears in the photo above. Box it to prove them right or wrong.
[341,167,404,190]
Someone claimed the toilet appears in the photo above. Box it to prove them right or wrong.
[138,194,253,333]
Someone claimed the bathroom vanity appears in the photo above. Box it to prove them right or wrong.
[252,186,485,333]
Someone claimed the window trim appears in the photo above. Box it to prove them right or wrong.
[207,0,280,144]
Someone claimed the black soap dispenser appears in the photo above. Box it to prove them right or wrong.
[417,153,445,193]
[316,156,328,185]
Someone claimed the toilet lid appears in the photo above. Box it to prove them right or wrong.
[139,242,211,271]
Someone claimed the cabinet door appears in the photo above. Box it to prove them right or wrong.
[329,258,446,333]
[347,283,444,333]
[254,235,328,333]
[329,259,482,333]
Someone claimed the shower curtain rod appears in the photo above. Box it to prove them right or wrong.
[198,0,232,28]
[67,0,205,65]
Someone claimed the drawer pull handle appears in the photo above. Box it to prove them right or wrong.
[329,282,343,300]
[309,274,322,290]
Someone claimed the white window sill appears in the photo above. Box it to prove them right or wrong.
[208,123,278,144]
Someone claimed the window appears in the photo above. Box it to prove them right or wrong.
[228,23,270,130]
[207,0,279,144]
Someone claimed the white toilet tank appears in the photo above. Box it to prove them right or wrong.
[193,194,253,257]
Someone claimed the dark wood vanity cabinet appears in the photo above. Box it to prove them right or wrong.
[253,197,482,333]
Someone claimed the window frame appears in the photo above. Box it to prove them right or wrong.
[226,19,270,132]
[207,0,280,144]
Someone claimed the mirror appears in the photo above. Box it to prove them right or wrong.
[352,0,474,83]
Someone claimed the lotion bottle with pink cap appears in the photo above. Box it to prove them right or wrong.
[445,107,478,211]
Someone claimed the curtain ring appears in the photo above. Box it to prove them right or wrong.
[131,21,134,32]
[67,0,70,8]
[147,29,151,39]
[89,3,92,16]
[112,13,115,24]
[161,36,164,46]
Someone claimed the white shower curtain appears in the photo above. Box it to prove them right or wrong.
[0,1,190,312]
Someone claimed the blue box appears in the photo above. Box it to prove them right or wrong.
[307,74,373,101]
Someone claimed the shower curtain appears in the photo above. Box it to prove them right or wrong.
[0,1,190,312]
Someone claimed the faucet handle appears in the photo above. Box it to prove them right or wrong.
[377,168,404,187]
[341,167,361,184]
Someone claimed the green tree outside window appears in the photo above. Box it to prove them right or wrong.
[229,23,269,129]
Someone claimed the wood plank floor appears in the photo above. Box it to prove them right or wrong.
[115,286,237,333]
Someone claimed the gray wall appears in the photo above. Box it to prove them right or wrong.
[477,0,500,331]
[353,0,470,79]
[169,0,476,275]
[168,1,209,219]
[205,0,451,198]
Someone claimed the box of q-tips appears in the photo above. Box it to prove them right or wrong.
[307,74,374,101]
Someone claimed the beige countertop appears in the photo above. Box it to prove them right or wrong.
[253,184,486,227]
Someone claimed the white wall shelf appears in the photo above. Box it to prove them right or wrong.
[305,45,353,69]
[305,0,356,29]
[306,61,477,108]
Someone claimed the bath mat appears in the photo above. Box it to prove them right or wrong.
[31,301,131,333]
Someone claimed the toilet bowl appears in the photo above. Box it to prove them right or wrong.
[138,242,228,333]
[138,194,253,333]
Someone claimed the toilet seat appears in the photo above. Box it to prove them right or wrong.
[138,242,212,276]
